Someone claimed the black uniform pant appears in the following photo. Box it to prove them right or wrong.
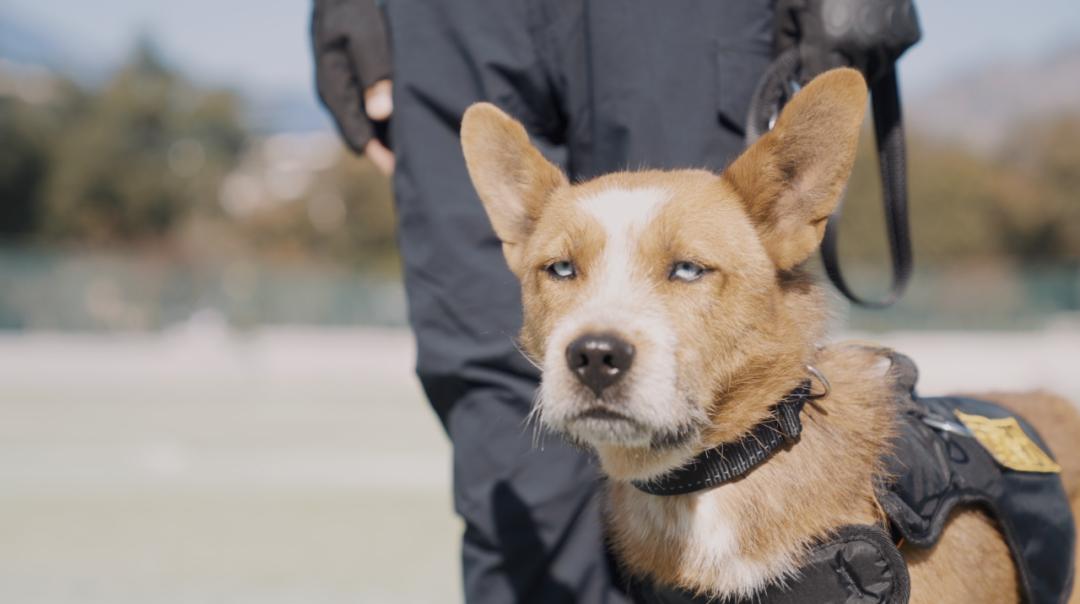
[384,1,773,601]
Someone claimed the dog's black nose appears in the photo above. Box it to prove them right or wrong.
[565,333,635,397]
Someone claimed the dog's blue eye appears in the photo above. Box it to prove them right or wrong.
[547,260,576,280]
[670,261,706,282]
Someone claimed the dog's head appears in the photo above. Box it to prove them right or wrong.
[461,69,867,480]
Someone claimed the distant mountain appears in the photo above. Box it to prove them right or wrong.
[0,14,106,84]
[1,13,327,134]
[908,44,1080,152]
[0,16,63,65]
[245,86,333,134]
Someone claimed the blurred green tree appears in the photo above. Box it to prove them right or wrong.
[993,115,1080,262]
[0,99,48,238]
[231,151,398,274]
[831,112,1080,270]
[0,77,87,239]
[39,39,245,244]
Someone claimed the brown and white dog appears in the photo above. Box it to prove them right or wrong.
[459,68,1080,603]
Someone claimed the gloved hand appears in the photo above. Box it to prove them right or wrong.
[774,0,921,84]
[311,0,394,174]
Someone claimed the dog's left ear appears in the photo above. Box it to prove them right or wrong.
[723,68,868,270]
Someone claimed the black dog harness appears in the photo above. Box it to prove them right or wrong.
[631,363,1075,604]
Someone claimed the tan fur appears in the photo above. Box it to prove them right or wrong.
[724,68,867,270]
[459,68,1080,603]
[606,344,898,593]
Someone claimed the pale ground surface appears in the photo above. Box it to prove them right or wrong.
[1,322,1078,603]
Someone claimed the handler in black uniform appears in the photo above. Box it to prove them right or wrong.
[312,2,774,602]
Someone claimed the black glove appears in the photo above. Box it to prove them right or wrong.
[774,0,921,85]
[311,0,392,154]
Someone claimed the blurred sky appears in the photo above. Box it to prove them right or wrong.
[3,0,1080,99]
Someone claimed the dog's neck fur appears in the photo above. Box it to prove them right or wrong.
[593,272,826,482]
[604,342,899,599]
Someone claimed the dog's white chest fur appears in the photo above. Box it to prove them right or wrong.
[620,487,798,598]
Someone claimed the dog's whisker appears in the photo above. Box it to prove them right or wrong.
[525,389,547,449]
[760,424,783,438]
[747,430,768,451]
[509,336,543,371]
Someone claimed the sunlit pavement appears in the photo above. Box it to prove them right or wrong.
[0,326,458,604]
[1,324,1078,603]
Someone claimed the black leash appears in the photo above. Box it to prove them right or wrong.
[748,0,920,308]
[821,68,913,308]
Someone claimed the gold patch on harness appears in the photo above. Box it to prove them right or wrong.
[954,411,1062,474]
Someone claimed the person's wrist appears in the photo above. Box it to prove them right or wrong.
[364,138,394,176]
[359,78,394,175]
[364,79,393,121]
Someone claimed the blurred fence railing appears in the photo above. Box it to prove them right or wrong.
[0,248,407,330]
[1,248,1077,331]
[840,261,1080,330]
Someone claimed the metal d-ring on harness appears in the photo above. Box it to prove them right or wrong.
[747,0,921,308]
[804,363,831,399]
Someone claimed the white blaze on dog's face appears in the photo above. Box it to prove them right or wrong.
[461,69,868,480]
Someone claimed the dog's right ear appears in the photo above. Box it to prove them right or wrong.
[461,103,567,274]
[723,68,868,271]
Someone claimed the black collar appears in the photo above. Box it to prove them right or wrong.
[631,381,812,496]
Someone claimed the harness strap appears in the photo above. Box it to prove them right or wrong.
[632,525,910,604]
